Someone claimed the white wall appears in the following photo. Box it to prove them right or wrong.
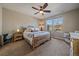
[63,9,79,32]
[0,6,2,35]
[46,9,79,32]
[2,8,38,34]
[2,8,79,33]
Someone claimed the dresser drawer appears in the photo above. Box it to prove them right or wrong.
[14,37,22,41]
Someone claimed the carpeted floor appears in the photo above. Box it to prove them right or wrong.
[0,38,70,56]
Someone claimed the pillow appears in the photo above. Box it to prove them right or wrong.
[25,27,40,32]
[35,28,40,31]
[25,28,34,32]
[26,28,32,32]
[31,28,35,31]
[34,28,40,32]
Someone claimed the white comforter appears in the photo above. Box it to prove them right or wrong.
[23,31,50,45]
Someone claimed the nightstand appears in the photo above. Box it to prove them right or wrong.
[13,32,23,42]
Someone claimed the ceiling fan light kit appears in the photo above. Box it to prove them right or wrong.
[32,3,51,15]
[39,11,43,14]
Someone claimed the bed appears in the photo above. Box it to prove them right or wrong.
[23,30,50,48]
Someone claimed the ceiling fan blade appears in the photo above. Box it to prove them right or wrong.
[44,10,51,13]
[43,3,48,9]
[32,7,39,10]
[34,12,39,15]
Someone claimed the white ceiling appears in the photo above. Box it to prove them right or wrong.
[1,3,79,19]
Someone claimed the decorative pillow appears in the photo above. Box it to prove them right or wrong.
[25,27,34,32]
[26,28,32,32]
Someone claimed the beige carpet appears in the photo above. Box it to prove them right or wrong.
[0,38,70,56]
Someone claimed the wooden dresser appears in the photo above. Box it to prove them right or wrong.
[13,32,23,42]
[73,39,79,56]
[70,32,79,56]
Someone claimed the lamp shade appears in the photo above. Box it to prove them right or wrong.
[17,29,20,32]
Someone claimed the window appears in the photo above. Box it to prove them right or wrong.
[46,17,64,31]
[53,18,63,25]
[46,19,53,25]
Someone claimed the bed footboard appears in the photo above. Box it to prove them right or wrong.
[32,34,50,48]
[24,32,50,49]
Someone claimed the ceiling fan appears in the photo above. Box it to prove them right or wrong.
[32,3,51,15]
